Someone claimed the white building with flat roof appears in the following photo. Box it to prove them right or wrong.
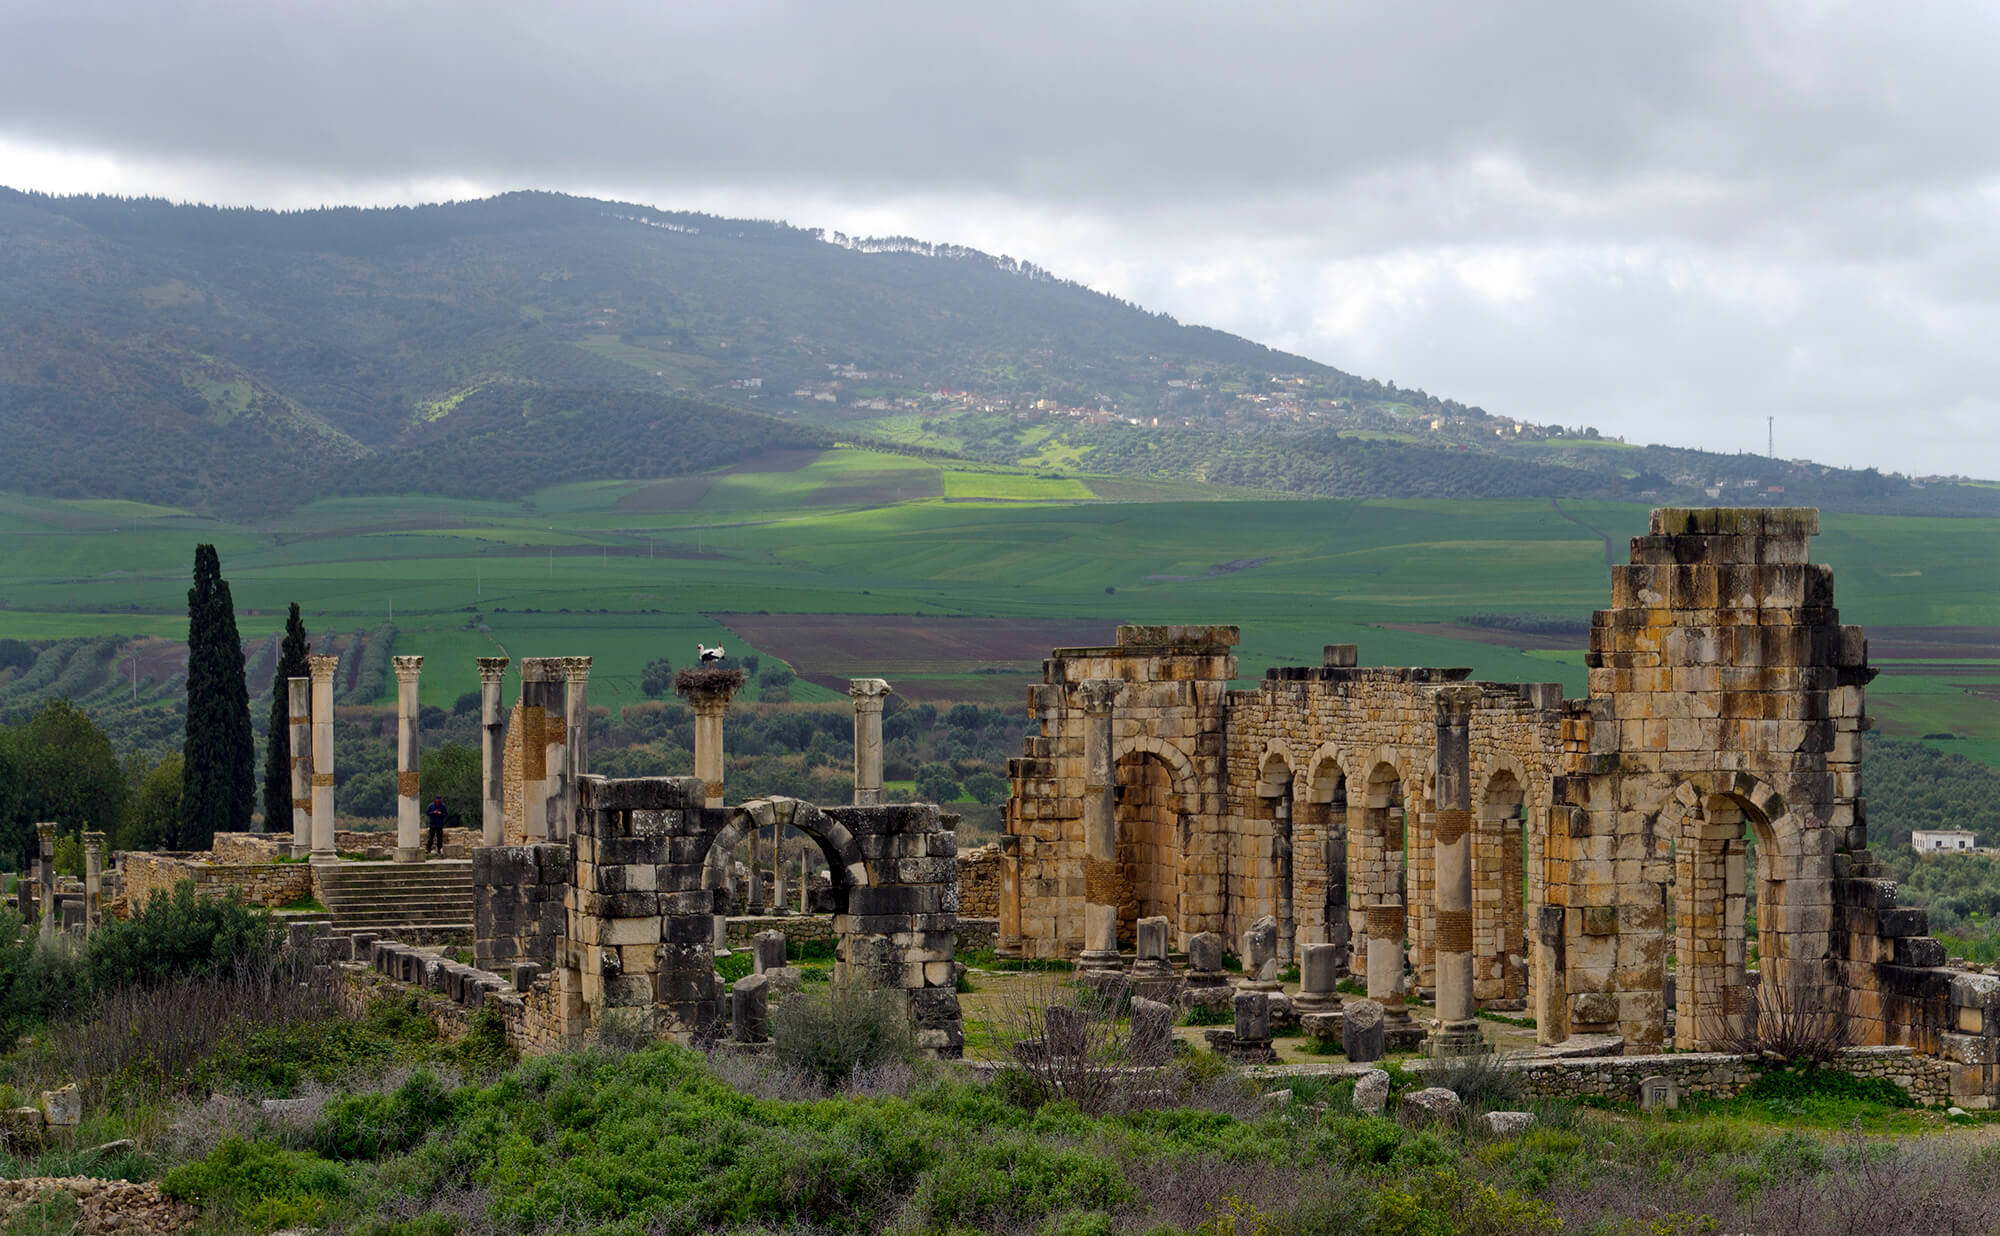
[1913,829,1980,854]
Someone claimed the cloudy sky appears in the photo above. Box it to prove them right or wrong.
[4,1,1997,476]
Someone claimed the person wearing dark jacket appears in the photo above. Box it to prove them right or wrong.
[425,796,449,855]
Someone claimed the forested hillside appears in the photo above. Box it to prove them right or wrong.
[2,187,1992,514]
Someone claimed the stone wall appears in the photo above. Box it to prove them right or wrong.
[119,853,314,912]
[473,843,568,969]
[1408,1045,1954,1107]
[956,844,1002,918]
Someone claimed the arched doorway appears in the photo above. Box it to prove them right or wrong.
[1115,750,1186,945]
[1302,755,1352,971]
[1350,761,1407,982]
[1476,771,1528,1005]
[1672,788,1797,1050]
[1254,750,1297,963]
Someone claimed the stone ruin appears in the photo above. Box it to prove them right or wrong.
[999,507,2000,1104]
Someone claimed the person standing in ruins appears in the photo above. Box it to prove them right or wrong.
[425,795,449,855]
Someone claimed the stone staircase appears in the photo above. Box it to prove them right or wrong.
[315,859,475,936]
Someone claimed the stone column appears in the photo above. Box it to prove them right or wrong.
[517,658,554,841]
[1274,788,1295,965]
[393,655,424,862]
[477,657,509,846]
[35,824,56,938]
[309,654,339,859]
[287,676,312,858]
[848,678,891,805]
[996,834,1023,959]
[1078,679,1123,970]
[561,657,592,838]
[771,824,787,914]
[685,679,742,810]
[82,832,104,931]
[1432,685,1484,1054]
[1366,899,1409,1029]
[541,661,568,841]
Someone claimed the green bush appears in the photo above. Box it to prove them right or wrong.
[0,909,89,1040]
[86,880,279,990]
[316,1070,463,1159]
[772,981,916,1085]
[162,1137,348,1225]
[1742,1065,1914,1109]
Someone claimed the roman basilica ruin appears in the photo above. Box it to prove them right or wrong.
[1000,509,2000,1096]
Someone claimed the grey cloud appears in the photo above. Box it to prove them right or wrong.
[2,1,1997,474]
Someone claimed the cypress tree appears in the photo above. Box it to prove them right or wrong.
[260,602,311,832]
[183,544,255,845]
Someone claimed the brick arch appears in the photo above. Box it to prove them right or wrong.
[1113,736,1196,943]
[1304,742,1349,796]
[1472,753,1533,1004]
[702,797,871,908]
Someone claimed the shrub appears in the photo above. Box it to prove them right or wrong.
[86,880,279,991]
[1424,1050,1525,1114]
[315,1070,463,1160]
[1742,1065,1913,1109]
[0,910,89,1040]
[772,981,916,1086]
[163,1137,348,1225]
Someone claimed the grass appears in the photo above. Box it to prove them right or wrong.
[1,458,1996,759]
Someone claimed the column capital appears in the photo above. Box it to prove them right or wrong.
[82,831,106,849]
[392,654,424,681]
[476,656,510,682]
[848,677,892,707]
[519,656,558,681]
[1433,684,1482,723]
[676,667,745,712]
[1077,678,1123,715]
[561,655,594,681]
[308,653,340,682]
[35,822,57,843]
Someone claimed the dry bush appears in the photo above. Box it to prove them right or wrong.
[1712,978,1852,1066]
[705,1049,928,1103]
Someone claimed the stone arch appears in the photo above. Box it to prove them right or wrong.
[1113,737,1196,944]
[704,797,870,915]
[1302,744,1353,968]
[1655,772,1802,1050]
[1474,761,1530,1005]
[1254,745,1299,962]
[1349,755,1413,981]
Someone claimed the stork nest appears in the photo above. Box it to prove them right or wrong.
[674,667,747,697]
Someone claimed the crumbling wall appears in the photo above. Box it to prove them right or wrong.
[956,844,1002,918]
[119,853,314,912]
[473,843,568,970]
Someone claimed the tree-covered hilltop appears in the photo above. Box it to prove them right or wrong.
[2,187,1992,515]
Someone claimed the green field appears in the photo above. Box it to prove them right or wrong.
[2,447,1996,761]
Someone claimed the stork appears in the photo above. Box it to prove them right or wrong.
[696,642,727,664]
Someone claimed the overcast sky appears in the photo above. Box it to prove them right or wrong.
[4,1,1997,477]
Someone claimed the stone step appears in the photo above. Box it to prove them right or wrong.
[315,859,476,934]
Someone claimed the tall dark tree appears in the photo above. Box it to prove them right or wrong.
[260,603,311,832]
[182,544,254,845]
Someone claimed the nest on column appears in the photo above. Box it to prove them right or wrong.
[674,667,747,697]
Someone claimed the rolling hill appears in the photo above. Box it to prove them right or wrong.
[1,187,1990,516]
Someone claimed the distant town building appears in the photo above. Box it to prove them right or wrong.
[1913,829,1980,854]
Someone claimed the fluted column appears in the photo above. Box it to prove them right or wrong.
[1432,685,1484,1054]
[308,654,338,859]
[848,678,891,805]
[1078,679,1123,970]
[287,676,312,858]
[477,657,509,846]
[393,655,424,862]
[82,831,104,932]
[517,658,554,842]
[540,660,568,841]
[562,657,592,838]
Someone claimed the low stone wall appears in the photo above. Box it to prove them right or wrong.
[120,853,314,912]
[956,844,1001,919]
[725,914,835,948]
[1401,1044,1954,1107]
[957,917,998,954]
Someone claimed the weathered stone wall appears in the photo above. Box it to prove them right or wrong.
[956,844,1002,918]
[473,843,568,969]
[119,853,314,912]
[1410,1045,1954,1107]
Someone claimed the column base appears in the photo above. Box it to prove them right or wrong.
[395,847,423,863]
[993,944,1022,960]
[290,845,311,859]
[1077,950,1124,971]
[1429,1019,1488,1057]
[310,849,337,863]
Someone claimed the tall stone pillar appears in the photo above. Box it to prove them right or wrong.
[996,834,1023,959]
[308,654,339,859]
[393,655,424,862]
[1366,898,1410,1031]
[477,657,509,846]
[1078,679,1123,970]
[287,676,312,858]
[517,659,554,841]
[1274,788,1295,965]
[82,831,104,931]
[541,661,568,841]
[771,824,787,914]
[849,678,891,805]
[35,823,56,939]
[685,679,742,810]
[1431,685,1485,1054]
[562,657,592,838]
